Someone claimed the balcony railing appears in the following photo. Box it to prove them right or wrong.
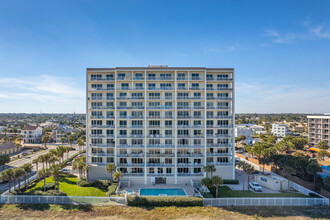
[90,97,115,101]
[117,96,144,100]
[147,106,174,110]
[117,153,144,157]
[122,173,144,176]
[147,77,174,80]
[206,77,232,81]
[207,106,231,110]
[89,144,115,148]
[90,77,115,81]
[147,96,173,100]
[177,145,204,148]
[146,153,175,157]
[177,173,203,176]
[177,163,203,167]
[148,87,174,90]
[90,106,115,110]
[207,153,232,156]
[90,87,115,91]
[177,154,204,157]
[206,115,232,119]
[206,97,232,100]
[90,125,115,128]
[147,163,174,167]
[147,144,175,148]
[206,87,233,91]
[90,116,115,119]
[118,144,144,148]
[147,173,175,176]
[117,163,145,167]
[90,153,115,157]
[206,162,233,166]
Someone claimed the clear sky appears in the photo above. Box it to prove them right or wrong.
[0,0,330,113]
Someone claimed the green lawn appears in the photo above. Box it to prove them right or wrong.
[209,186,308,198]
[25,174,107,197]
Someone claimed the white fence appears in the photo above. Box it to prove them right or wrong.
[203,197,329,206]
[0,195,125,205]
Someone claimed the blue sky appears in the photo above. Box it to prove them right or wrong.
[0,0,330,113]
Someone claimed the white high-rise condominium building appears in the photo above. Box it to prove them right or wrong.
[307,114,330,148]
[86,66,235,185]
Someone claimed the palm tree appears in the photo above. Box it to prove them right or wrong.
[39,154,46,169]
[50,165,60,191]
[237,161,255,191]
[49,156,58,166]
[38,169,49,192]
[72,156,86,180]
[32,158,40,173]
[56,146,66,162]
[1,169,13,193]
[106,163,116,183]
[0,154,10,170]
[22,163,33,188]
[76,139,85,152]
[211,176,223,198]
[203,165,216,178]
[44,153,51,169]
[201,177,213,193]
[113,171,122,183]
[68,135,74,146]
[13,168,24,192]
[64,146,71,159]
[60,137,66,145]
[42,134,50,149]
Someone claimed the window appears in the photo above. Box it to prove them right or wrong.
[148,74,156,80]
[135,83,143,89]
[91,84,102,90]
[191,73,199,80]
[177,73,186,80]
[118,73,125,79]
[121,83,129,89]
[178,83,186,89]
[91,74,102,80]
[148,83,156,89]
[191,83,199,89]
[135,73,143,80]
[91,93,102,100]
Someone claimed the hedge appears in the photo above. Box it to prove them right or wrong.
[223,179,239,184]
[106,183,118,196]
[127,196,203,207]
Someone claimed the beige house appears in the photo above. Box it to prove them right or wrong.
[21,125,42,144]
[0,142,21,155]
[86,66,235,185]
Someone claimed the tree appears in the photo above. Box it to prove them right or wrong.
[0,154,10,170]
[201,178,213,192]
[68,135,74,146]
[76,139,85,152]
[1,168,13,193]
[39,154,46,169]
[282,167,295,191]
[32,158,40,172]
[13,168,24,192]
[106,163,116,183]
[73,156,87,180]
[306,159,322,190]
[50,165,60,191]
[60,137,66,144]
[203,165,216,178]
[38,169,49,192]
[291,137,307,150]
[42,134,50,149]
[211,176,223,198]
[237,161,255,191]
[64,146,71,159]
[317,150,330,161]
[113,171,122,183]
[318,141,329,151]
[22,163,33,188]
[275,140,294,153]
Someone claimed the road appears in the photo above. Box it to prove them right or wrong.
[0,144,80,193]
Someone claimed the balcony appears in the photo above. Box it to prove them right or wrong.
[146,153,175,157]
[90,97,115,101]
[177,145,204,148]
[177,154,204,157]
[117,87,132,90]
[177,115,204,119]
[206,97,232,100]
[118,144,144,148]
[177,77,187,80]
[189,87,204,90]
[206,115,232,119]
[206,162,233,166]
[177,163,203,167]
[89,144,115,148]
[133,77,144,80]
[117,77,131,80]
[90,106,115,110]
[206,124,232,128]
[90,116,115,119]
[207,106,231,110]
[147,173,175,176]
[147,144,175,148]
[117,163,144,167]
[190,77,204,80]
[207,153,232,156]
[147,106,174,110]
[177,173,203,176]
[147,163,174,167]
[206,134,232,138]
[117,96,144,100]
[90,77,115,81]
[117,106,145,110]
[90,125,115,128]
[148,87,174,90]
[206,87,233,91]
[177,87,189,90]
[117,153,144,157]
[89,134,115,138]
[177,96,203,100]
[147,96,173,100]
[147,77,174,80]
[207,144,230,147]
[177,125,204,129]
[117,135,144,139]
[90,153,115,157]
[206,77,232,81]
[90,87,115,91]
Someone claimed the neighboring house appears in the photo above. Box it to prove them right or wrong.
[21,125,42,143]
[272,124,292,137]
[250,125,267,135]
[54,125,74,142]
[307,114,330,148]
[235,125,254,142]
[0,142,21,155]
[40,121,59,129]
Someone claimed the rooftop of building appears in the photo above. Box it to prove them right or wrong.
[87,66,234,71]
[0,142,16,151]
[21,125,40,131]
[307,113,330,118]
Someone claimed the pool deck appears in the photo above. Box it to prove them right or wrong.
[121,184,198,197]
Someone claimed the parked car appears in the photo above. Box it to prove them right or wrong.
[21,151,30,156]
[60,168,70,174]
[249,181,263,192]
[67,161,72,165]
[32,148,40,152]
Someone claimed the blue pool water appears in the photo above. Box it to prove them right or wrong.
[140,188,186,196]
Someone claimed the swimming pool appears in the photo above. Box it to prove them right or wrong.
[139,188,186,196]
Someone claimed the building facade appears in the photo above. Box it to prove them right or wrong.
[235,125,254,142]
[86,66,235,185]
[307,114,330,148]
[272,124,290,137]
[21,125,42,144]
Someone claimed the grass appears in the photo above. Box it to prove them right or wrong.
[209,186,308,198]
[0,204,329,219]
[24,174,107,197]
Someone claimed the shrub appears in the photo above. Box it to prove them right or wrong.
[201,192,214,198]
[92,180,110,190]
[127,196,203,207]
[44,182,56,191]
[46,190,67,196]
[106,183,118,196]
[223,179,239,185]
[77,179,92,187]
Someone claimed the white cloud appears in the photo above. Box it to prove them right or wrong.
[263,29,298,44]
[0,75,85,112]
[310,25,330,38]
